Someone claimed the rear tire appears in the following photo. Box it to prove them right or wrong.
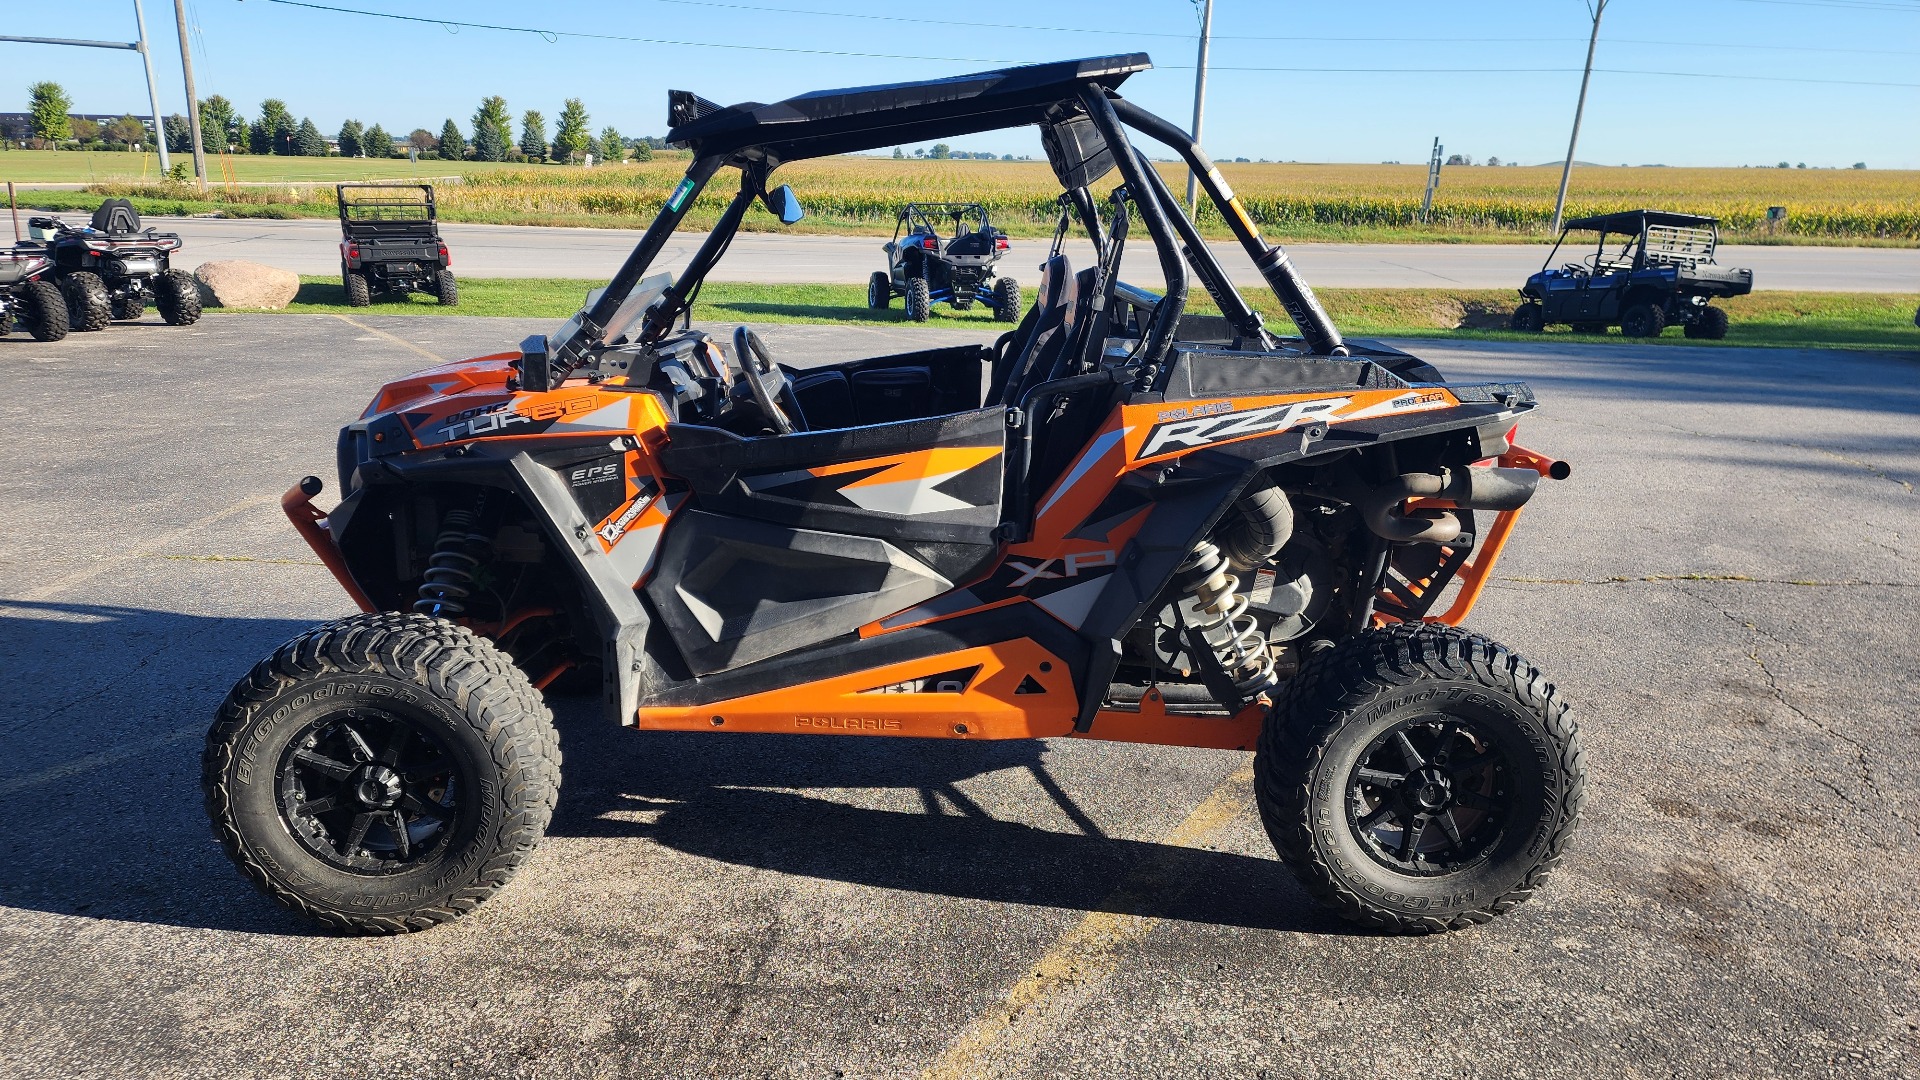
[1684,305,1728,340]
[1620,302,1666,338]
[155,270,201,326]
[1255,623,1584,934]
[868,271,891,309]
[344,271,371,308]
[435,269,459,307]
[63,271,110,332]
[112,294,145,321]
[22,280,68,341]
[203,612,561,935]
[993,276,1022,322]
[0,304,11,337]
[904,277,931,323]
[1508,302,1544,333]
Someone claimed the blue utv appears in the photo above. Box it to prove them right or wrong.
[1511,209,1752,339]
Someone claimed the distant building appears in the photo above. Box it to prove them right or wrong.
[0,112,159,146]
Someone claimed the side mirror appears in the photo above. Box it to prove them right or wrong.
[762,184,805,225]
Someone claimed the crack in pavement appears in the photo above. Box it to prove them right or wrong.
[1502,573,1919,589]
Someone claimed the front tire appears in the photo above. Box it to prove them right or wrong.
[1255,623,1583,934]
[155,269,201,325]
[1508,302,1544,333]
[203,612,561,934]
[904,276,931,323]
[435,269,459,307]
[868,270,891,310]
[22,280,68,341]
[64,271,111,332]
[344,270,371,308]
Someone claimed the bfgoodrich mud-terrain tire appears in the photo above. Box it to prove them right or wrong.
[155,269,201,326]
[21,280,68,341]
[904,277,932,323]
[1508,302,1544,333]
[344,270,371,308]
[1255,623,1584,934]
[1684,305,1728,340]
[435,269,459,307]
[203,612,561,935]
[1620,302,1666,338]
[63,271,110,332]
[868,271,891,309]
[993,276,1021,322]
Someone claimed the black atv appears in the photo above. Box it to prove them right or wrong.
[0,246,69,342]
[337,184,457,307]
[1512,209,1751,339]
[870,202,1019,323]
[29,200,201,330]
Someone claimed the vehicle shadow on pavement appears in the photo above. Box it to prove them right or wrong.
[0,601,323,937]
[544,704,1344,935]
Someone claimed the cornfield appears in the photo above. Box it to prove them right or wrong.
[81,155,1920,241]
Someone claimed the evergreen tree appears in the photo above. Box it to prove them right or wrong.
[254,99,293,155]
[599,125,623,163]
[164,114,193,153]
[27,82,72,146]
[337,119,364,158]
[199,96,237,153]
[363,124,392,158]
[229,116,251,154]
[438,118,466,161]
[553,98,590,163]
[519,110,548,161]
[471,97,511,162]
[295,118,328,157]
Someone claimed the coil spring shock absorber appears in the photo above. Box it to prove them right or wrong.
[414,506,491,618]
[1175,538,1279,699]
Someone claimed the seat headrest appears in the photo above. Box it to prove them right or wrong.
[90,198,142,236]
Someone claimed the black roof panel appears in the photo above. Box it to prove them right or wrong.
[1562,208,1719,233]
[665,54,1152,163]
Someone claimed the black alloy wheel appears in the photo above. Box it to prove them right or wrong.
[276,708,467,873]
[1345,716,1511,874]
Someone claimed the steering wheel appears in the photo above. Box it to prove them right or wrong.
[731,326,799,435]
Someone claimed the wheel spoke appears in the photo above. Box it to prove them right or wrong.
[1355,767,1405,789]
[400,791,453,821]
[1398,815,1428,862]
[1357,803,1396,831]
[1436,809,1466,850]
[340,724,377,763]
[292,749,354,781]
[341,812,374,855]
[1394,730,1427,770]
[379,721,411,766]
[296,794,340,816]
[388,812,410,858]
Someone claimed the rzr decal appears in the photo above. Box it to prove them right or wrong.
[1136,398,1350,461]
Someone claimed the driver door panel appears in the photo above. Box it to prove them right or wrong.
[650,407,1007,674]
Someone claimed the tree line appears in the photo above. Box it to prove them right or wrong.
[16,81,666,164]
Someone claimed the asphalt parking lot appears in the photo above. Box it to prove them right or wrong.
[1,314,1916,1079]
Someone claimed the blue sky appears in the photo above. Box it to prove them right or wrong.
[5,0,1918,167]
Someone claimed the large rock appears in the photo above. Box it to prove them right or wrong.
[193,260,300,310]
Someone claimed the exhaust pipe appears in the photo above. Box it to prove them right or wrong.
[1352,466,1540,544]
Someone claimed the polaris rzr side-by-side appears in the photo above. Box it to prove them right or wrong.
[0,246,68,341]
[28,200,201,330]
[1511,209,1751,338]
[337,184,457,307]
[207,55,1583,937]
[871,202,1020,322]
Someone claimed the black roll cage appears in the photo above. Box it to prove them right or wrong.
[893,202,995,243]
[528,54,1347,391]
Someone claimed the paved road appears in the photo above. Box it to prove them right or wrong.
[1,316,1916,1078]
[48,213,1920,292]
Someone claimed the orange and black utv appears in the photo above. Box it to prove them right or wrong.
[205,55,1582,936]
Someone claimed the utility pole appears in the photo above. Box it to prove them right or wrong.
[1185,0,1214,212]
[131,0,171,172]
[1550,0,1608,234]
[173,0,207,189]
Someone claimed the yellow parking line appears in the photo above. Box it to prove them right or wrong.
[332,313,447,364]
[0,726,200,796]
[920,761,1257,1080]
